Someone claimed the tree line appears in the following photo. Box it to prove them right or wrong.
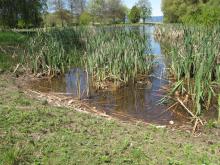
[0,0,47,28]
[162,0,220,25]
[0,0,152,28]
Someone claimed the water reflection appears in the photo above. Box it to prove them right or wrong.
[31,25,186,125]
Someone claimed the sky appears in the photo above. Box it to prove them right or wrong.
[123,0,163,16]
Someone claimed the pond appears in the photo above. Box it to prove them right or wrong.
[30,25,189,126]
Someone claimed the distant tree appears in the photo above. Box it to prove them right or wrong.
[68,0,86,22]
[136,0,152,23]
[161,0,185,23]
[106,0,126,23]
[87,0,127,24]
[87,0,106,22]
[120,5,129,24]
[128,6,141,23]
[162,0,220,25]
[49,0,66,27]
[79,12,92,25]
[0,0,47,28]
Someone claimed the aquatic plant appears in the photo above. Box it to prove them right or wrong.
[157,24,220,116]
[85,28,153,87]
[27,26,153,88]
[27,27,85,75]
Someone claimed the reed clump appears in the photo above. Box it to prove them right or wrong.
[85,28,153,88]
[158,24,220,116]
[27,27,85,75]
[27,27,154,88]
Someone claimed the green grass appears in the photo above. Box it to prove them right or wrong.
[0,53,12,71]
[0,31,27,45]
[0,75,220,164]
[0,31,28,71]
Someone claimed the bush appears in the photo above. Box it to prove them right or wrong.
[79,12,92,25]
[128,6,141,23]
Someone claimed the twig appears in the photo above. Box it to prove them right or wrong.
[192,118,199,134]
[177,98,203,125]
[13,64,20,73]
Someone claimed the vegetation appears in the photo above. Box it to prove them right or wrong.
[0,76,220,164]
[87,0,127,24]
[0,31,27,71]
[136,0,152,23]
[128,6,141,24]
[27,27,84,75]
[79,12,92,25]
[0,31,27,45]
[162,0,220,25]
[0,0,47,28]
[155,24,220,117]
[26,27,153,86]
[86,28,153,85]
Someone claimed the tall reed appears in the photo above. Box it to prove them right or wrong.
[27,27,85,75]
[26,26,154,88]
[85,28,153,86]
[156,24,220,116]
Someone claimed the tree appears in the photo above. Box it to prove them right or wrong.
[162,0,220,25]
[106,0,126,23]
[68,0,86,22]
[87,0,106,22]
[162,0,186,23]
[128,6,141,23]
[87,0,127,24]
[136,0,152,23]
[0,0,47,28]
[49,0,66,27]
[79,12,92,25]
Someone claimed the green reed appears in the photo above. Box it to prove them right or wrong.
[27,27,85,75]
[27,26,153,88]
[157,24,220,116]
[85,28,153,86]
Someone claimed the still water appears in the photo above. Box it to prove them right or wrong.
[31,26,188,125]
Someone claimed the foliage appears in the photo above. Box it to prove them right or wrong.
[0,0,47,28]
[128,6,141,23]
[136,0,152,23]
[79,12,92,25]
[87,0,106,21]
[156,25,220,115]
[27,27,84,75]
[68,0,86,17]
[162,0,220,25]
[0,31,27,71]
[27,27,153,85]
[87,0,127,23]
[0,31,26,45]
[44,10,74,27]
[86,28,152,85]
[105,0,127,23]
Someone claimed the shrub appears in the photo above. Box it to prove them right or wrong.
[79,12,92,25]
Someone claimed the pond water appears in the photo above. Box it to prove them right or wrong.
[30,26,189,125]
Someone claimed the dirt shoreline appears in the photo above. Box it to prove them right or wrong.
[14,73,208,133]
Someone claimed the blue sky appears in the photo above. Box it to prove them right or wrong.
[123,0,163,16]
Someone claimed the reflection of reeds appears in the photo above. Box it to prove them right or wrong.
[85,66,90,98]
[76,69,81,100]
[158,24,220,116]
